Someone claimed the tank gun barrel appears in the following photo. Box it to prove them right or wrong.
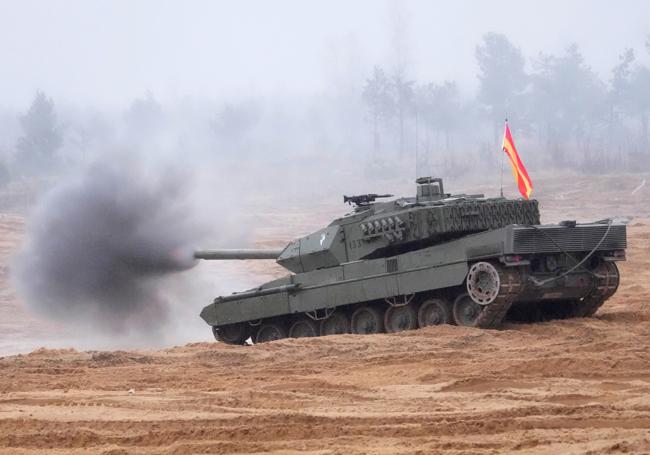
[194,249,283,260]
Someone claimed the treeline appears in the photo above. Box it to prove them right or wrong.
[1,32,649,188]
[361,33,650,175]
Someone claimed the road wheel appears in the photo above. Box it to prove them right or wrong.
[384,304,417,333]
[289,317,319,338]
[453,293,484,327]
[350,306,384,334]
[417,298,452,328]
[213,323,250,345]
[319,311,351,336]
[254,322,287,343]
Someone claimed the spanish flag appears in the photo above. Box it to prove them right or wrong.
[502,121,533,199]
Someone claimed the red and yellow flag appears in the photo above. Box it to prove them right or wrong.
[502,121,533,199]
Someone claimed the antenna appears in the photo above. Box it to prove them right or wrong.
[414,104,419,180]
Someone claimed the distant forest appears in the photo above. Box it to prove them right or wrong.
[361,32,650,176]
[1,32,649,186]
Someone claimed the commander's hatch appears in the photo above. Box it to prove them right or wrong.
[416,177,446,202]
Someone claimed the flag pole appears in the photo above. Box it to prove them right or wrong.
[500,118,507,198]
[500,151,504,198]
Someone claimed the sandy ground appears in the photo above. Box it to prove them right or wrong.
[0,173,649,454]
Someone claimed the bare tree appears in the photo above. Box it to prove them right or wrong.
[362,66,394,155]
[609,42,650,162]
[391,72,415,157]
[388,0,411,80]
[628,65,650,154]
[608,49,636,153]
[386,1,414,157]
[417,81,462,152]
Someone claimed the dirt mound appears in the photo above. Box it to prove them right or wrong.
[89,351,156,366]
[1,295,650,453]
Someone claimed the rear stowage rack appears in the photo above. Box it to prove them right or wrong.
[512,224,627,254]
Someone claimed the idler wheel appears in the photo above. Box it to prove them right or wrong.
[213,323,250,345]
[351,306,384,334]
[289,317,319,338]
[453,293,484,327]
[319,311,351,336]
[467,262,501,305]
[254,322,287,343]
[384,304,417,333]
[418,298,452,328]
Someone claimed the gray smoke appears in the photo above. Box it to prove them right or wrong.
[13,161,204,333]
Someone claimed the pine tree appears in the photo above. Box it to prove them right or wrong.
[16,91,63,174]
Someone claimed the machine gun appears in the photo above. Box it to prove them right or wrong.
[343,193,393,207]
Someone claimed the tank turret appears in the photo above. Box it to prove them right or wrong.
[272,177,540,273]
[195,177,540,274]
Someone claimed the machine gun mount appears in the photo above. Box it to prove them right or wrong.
[343,193,393,207]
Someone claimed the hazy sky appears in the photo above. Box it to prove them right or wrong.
[1,0,649,108]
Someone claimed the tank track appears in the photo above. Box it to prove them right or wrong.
[506,261,621,323]
[475,266,524,329]
[571,261,620,317]
[213,262,618,342]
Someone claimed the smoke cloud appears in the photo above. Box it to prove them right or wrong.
[13,160,204,334]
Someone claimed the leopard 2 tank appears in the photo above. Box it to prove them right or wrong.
[197,177,626,344]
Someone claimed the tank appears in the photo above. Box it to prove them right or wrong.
[197,177,627,344]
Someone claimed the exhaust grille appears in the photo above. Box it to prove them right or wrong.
[512,224,626,254]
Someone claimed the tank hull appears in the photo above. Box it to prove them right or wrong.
[200,222,626,341]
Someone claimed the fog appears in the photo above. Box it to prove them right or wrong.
[0,1,649,177]
[2,0,650,350]
[1,1,648,107]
